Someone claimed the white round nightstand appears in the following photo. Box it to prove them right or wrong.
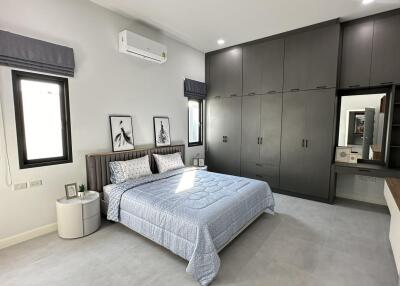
[56,191,101,239]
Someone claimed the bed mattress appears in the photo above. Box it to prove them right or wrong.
[106,167,274,285]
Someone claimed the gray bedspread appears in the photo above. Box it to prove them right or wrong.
[107,167,275,285]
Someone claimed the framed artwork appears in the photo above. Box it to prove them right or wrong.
[109,115,134,152]
[65,183,78,199]
[153,117,171,147]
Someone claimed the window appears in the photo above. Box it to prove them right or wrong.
[188,98,203,147]
[12,70,72,168]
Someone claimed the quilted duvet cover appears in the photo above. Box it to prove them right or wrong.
[107,167,275,285]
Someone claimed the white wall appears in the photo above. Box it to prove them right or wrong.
[0,0,205,240]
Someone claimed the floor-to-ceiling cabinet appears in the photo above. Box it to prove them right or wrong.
[205,21,339,201]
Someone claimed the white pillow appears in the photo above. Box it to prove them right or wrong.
[153,152,185,173]
[109,155,152,184]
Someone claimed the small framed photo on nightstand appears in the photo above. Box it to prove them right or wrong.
[65,183,78,199]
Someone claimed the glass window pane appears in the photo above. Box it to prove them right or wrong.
[20,79,64,160]
[189,100,200,143]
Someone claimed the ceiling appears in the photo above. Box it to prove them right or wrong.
[91,0,400,52]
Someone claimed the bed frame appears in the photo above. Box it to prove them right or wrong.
[85,143,266,254]
[86,144,185,193]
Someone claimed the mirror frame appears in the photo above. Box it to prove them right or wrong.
[335,86,392,166]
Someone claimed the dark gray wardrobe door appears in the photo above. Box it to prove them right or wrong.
[206,96,242,175]
[208,47,242,97]
[371,13,400,86]
[280,91,308,193]
[283,32,310,91]
[340,19,374,88]
[308,24,340,89]
[241,95,261,162]
[304,89,335,199]
[206,97,226,173]
[260,93,282,166]
[243,39,284,95]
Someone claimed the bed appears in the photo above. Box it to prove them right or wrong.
[86,145,275,285]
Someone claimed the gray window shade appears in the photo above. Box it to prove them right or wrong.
[0,30,75,77]
[184,78,206,99]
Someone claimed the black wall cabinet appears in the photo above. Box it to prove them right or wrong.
[340,11,400,88]
[284,24,340,91]
[208,47,242,98]
[243,38,284,95]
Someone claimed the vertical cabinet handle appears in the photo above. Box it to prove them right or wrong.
[260,137,263,144]
[302,139,305,147]
[305,139,309,148]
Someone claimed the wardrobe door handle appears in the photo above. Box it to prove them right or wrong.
[305,139,309,148]
[302,139,305,148]
[260,137,263,144]
[257,137,260,145]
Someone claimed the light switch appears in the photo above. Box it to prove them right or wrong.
[13,182,28,191]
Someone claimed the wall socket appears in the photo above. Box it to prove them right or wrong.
[13,182,28,191]
[29,180,43,188]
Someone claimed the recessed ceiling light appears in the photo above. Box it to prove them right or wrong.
[217,39,225,45]
[362,0,374,5]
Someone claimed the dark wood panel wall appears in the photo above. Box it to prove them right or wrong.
[205,9,400,203]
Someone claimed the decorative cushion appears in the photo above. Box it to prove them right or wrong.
[153,152,185,173]
[109,155,152,184]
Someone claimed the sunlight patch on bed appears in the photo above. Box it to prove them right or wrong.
[175,171,196,193]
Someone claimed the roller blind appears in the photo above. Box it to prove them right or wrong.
[0,30,75,77]
[184,78,206,99]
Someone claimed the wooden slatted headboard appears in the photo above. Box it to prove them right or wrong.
[86,144,185,193]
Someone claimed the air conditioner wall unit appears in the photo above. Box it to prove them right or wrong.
[119,30,167,64]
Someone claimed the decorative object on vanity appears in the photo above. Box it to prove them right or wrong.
[78,184,86,198]
[198,158,205,167]
[65,183,78,199]
[109,115,134,152]
[56,191,100,239]
[153,116,171,147]
[348,152,359,164]
[335,147,352,163]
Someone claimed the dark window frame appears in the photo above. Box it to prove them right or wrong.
[335,86,392,166]
[12,70,73,169]
[188,98,203,147]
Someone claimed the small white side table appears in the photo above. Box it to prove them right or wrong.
[56,191,100,239]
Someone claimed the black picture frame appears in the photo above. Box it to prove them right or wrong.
[153,116,171,147]
[64,183,78,199]
[109,115,135,152]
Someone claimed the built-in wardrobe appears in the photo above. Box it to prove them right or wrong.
[206,21,340,201]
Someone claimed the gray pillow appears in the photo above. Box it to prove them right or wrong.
[109,155,152,184]
[153,152,185,173]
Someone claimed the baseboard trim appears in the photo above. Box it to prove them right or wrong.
[0,223,57,250]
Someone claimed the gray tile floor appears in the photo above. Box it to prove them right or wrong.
[0,194,398,286]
